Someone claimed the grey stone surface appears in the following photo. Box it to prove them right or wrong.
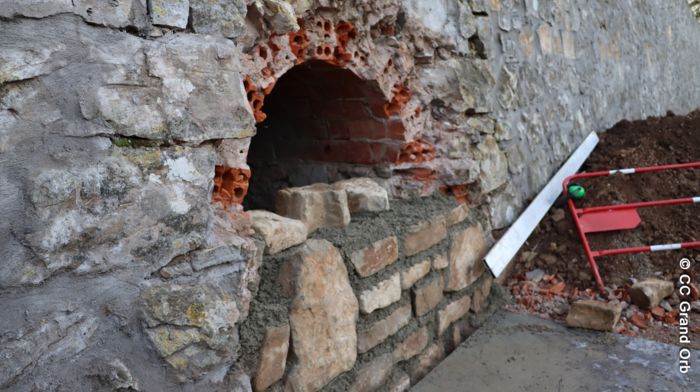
[414,311,700,392]
[1,0,700,390]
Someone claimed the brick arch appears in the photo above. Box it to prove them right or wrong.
[213,16,437,210]
[243,60,409,210]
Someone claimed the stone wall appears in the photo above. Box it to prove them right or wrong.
[237,179,499,392]
[1,0,700,391]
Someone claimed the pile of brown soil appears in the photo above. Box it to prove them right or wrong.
[505,110,700,347]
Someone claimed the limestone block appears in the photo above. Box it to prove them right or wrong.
[260,0,299,34]
[387,370,411,392]
[402,0,475,53]
[190,244,248,271]
[418,58,495,114]
[566,300,622,331]
[403,217,447,256]
[358,303,412,353]
[393,327,429,362]
[254,324,290,392]
[401,259,431,289]
[141,283,241,380]
[348,354,394,392]
[538,23,553,54]
[250,210,307,254]
[276,183,351,233]
[432,254,449,270]
[412,276,444,317]
[628,279,674,309]
[471,276,493,313]
[562,30,576,59]
[350,236,399,277]
[333,178,390,213]
[0,0,145,28]
[150,0,189,28]
[476,136,508,194]
[358,273,402,314]
[280,240,359,391]
[445,203,470,226]
[409,343,445,383]
[144,34,255,142]
[216,138,251,168]
[190,0,247,38]
[445,224,487,292]
[438,294,472,335]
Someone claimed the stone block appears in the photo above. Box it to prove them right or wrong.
[190,0,247,38]
[566,300,622,331]
[471,276,493,313]
[254,324,290,392]
[401,259,431,289]
[358,303,412,353]
[359,273,402,314]
[628,279,674,309]
[445,224,487,292]
[403,217,447,256]
[276,183,351,233]
[348,354,394,392]
[412,276,444,317]
[249,210,307,254]
[451,318,475,348]
[438,294,472,335]
[280,240,359,391]
[445,203,470,226]
[333,177,390,213]
[387,370,411,392]
[562,30,576,59]
[538,23,552,54]
[409,343,445,384]
[432,253,449,270]
[393,327,429,362]
[149,0,189,28]
[350,236,399,277]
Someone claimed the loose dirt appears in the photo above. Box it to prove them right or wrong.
[505,110,700,347]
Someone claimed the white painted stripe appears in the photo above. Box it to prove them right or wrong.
[693,197,700,203]
[609,168,635,175]
[484,132,599,278]
[650,244,682,252]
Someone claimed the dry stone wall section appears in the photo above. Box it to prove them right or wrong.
[1,0,700,391]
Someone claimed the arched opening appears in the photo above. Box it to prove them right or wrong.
[244,61,406,210]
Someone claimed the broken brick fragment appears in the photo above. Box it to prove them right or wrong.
[212,166,251,208]
[397,137,435,163]
[441,184,470,203]
[384,84,412,117]
[288,29,309,64]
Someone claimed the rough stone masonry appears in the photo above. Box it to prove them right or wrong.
[1,0,700,391]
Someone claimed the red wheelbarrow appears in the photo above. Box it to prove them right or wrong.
[563,162,700,293]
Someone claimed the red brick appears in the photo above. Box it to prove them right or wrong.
[320,99,370,119]
[386,119,407,140]
[350,236,399,277]
[328,118,386,141]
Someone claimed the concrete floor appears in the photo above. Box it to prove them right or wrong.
[413,311,700,392]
